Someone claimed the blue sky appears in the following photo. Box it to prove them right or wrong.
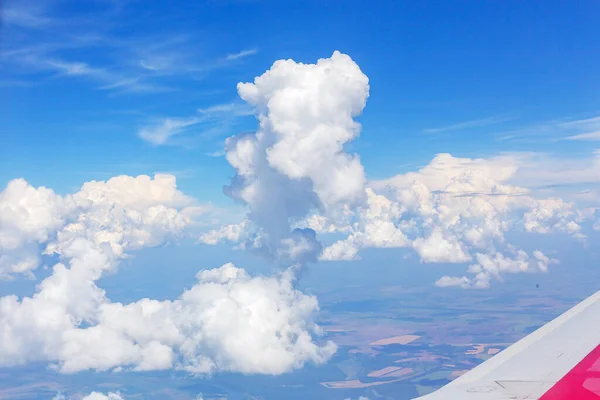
[2,0,600,200]
[2,1,600,399]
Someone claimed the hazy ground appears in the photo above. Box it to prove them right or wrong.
[1,239,597,400]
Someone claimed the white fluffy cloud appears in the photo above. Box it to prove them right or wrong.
[0,178,74,279]
[222,51,369,264]
[82,392,124,400]
[0,174,333,374]
[0,174,194,280]
[319,189,408,261]
[522,198,584,237]
[316,152,589,287]
[435,249,559,289]
[45,262,333,375]
[198,220,250,246]
[412,227,472,264]
[235,50,368,207]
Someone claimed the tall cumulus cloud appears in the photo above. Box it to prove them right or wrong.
[213,51,369,265]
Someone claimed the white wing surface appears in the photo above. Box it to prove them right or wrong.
[413,290,600,400]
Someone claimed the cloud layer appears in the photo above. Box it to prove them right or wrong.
[0,174,333,374]
[327,153,592,287]
[197,52,598,289]
[207,149,597,288]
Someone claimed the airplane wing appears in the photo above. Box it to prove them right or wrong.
[413,290,600,400]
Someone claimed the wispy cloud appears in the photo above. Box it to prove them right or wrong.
[423,116,514,134]
[559,116,600,127]
[98,77,174,94]
[138,117,202,146]
[3,2,54,29]
[509,150,600,202]
[562,116,600,141]
[494,114,600,144]
[30,56,171,94]
[138,102,254,146]
[2,3,260,95]
[206,150,226,157]
[225,48,258,61]
[566,131,600,141]
[139,61,161,71]
[198,102,254,117]
[46,60,98,76]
